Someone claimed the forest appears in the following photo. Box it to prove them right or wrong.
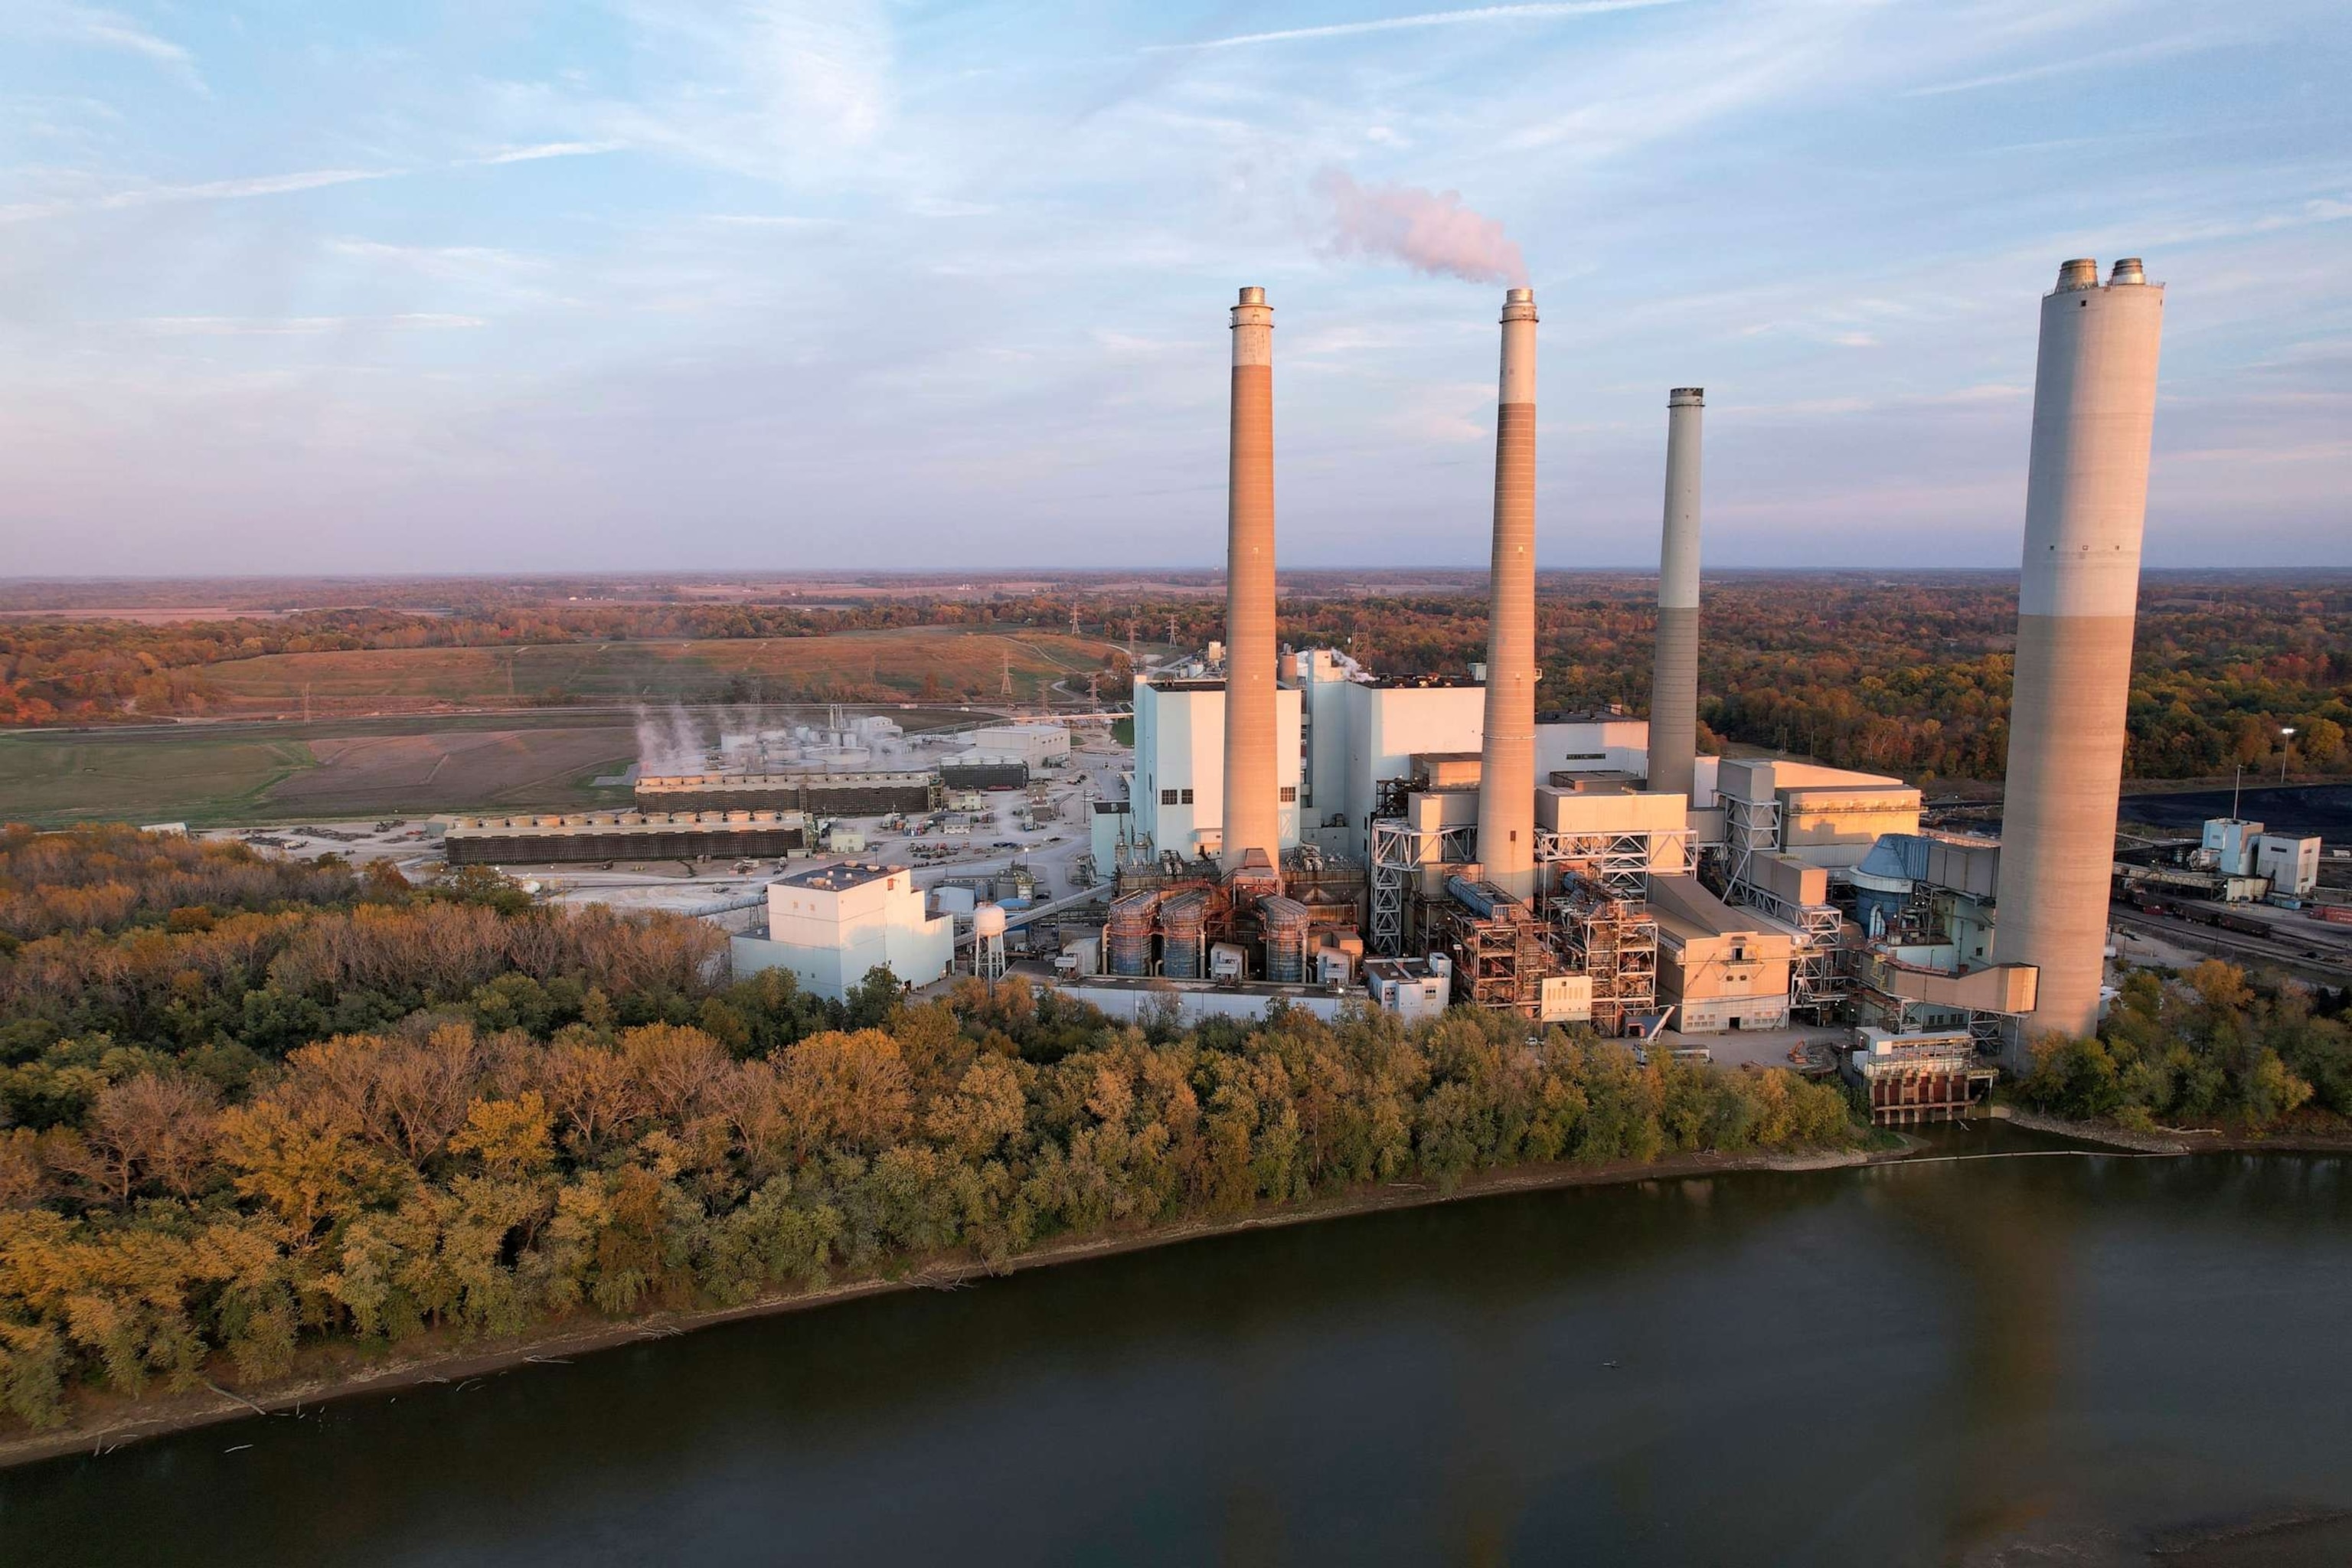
[4,573,2346,784]
[0,827,1856,1431]
[2016,959,2352,1135]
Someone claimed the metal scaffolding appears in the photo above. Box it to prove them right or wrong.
[1428,892,1552,1014]
[1720,793,1782,906]
[1534,826,1690,900]
[1368,817,1475,956]
[1554,877,1659,1037]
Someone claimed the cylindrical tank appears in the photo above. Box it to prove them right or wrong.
[1994,257,2164,1057]
[1220,286,1281,876]
[1109,890,1160,977]
[973,903,1008,939]
[1476,287,1540,899]
[1649,387,1704,802]
[1260,895,1312,985]
[1160,890,1208,979]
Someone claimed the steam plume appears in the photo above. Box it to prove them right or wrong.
[1312,167,1527,286]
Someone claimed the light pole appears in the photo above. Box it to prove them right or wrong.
[2280,726,2296,784]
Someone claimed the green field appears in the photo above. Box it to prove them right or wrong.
[0,732,321,827]
[196,628,1123,714]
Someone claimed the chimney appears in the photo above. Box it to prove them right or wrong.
[1476,286,1539,899]
[1994,258,2164,1062]
[1220,286,1280,876]
[1648,387,1704,802]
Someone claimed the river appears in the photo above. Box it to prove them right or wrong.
[7,1127,2352,1566]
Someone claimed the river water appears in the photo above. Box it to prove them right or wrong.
[8,1127,2352,1566]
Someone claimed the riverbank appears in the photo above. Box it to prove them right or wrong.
[0,1141,1885,1472]
[1991,1102,2352,1156]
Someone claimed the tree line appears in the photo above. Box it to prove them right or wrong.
[2017,960,2352,1134]
[7,575,2343,784]
[0,828,1855,1430]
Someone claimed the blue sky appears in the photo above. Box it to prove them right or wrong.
[2,0,2345,574]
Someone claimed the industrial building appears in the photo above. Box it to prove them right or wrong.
[637,772,939,816]
[730,861,953,1001]
[442,811,807,864]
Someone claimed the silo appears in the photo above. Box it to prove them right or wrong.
[1994,257,2164,1060]
[1475,287,1540,899]
[1220,286,1281,876]
[1648,388,1704,801]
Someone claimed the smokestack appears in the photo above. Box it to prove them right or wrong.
[1649,387,1704,801]
[1476,286,1539,899]
[1220,286,1280,875]
[1994,257,2164,1061]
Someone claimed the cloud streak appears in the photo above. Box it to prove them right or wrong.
[1151,0,1688,51]
[0,167,400,224]
[466,141,628,165]
[15,2,206,92]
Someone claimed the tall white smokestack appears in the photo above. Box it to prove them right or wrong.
[1476,286,1539,899]
[1995,257,2164,1062]
[1220,286,1280,875]
[1649,387,1704,802]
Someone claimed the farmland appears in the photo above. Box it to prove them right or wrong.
[191,628,1126,716]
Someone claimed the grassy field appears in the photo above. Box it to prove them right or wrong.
[0,700,1016,828]
[194,629,1124,714]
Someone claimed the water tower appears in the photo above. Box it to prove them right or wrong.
[975,903,1008,985]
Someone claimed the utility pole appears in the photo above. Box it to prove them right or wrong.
[1070,605,1080,636]
[1001,651,1014,701]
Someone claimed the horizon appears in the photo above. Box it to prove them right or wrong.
[4,2,2347,573]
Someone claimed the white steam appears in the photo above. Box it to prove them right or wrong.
[1312,167,1527,286]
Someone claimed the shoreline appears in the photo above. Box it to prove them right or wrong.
[0,1142,1883,1472]
[11,1120,2341,1473]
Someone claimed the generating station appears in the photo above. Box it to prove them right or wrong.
[437,257,2278,1129]
[1050,260,2174,1124]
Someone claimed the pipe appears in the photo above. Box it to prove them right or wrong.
[1650,387,1704,802]
[1220,286,1280,876]
[1994,257,2164,1060]
[1476,286,1540,899]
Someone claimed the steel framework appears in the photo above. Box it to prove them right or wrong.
[1553,878,1658,1037]
[1368,817,1477,956]
[1534,827,1690,900]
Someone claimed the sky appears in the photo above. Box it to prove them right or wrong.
[0,0,2346,575]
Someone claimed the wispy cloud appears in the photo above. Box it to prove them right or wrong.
[1150,0,1688,52]
[1906,33,2227,96]
[13,2,206,93]
[466,141,627,165]
[0,167,400,224]
[131,314,487,336]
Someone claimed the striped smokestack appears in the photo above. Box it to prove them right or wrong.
[1476,286,1539,899]
[1994,258,2164,1062]
[1648,387,1704,801]
[1220,286,1280,875]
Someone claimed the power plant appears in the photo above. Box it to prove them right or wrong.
[450,260,2197,1116]
[1992,257,2166,1060]
[1075,259,2178,1117]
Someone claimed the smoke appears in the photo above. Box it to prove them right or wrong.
[633,704,707,776]
[1312,167,1527,286]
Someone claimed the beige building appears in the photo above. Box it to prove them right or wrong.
[732,861,953,1001]
[1649,874,1795,1034]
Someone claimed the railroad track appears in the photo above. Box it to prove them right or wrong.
[2109,907,2352,984]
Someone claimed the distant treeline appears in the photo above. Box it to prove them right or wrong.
[0,828,1855,1431]
[4,576,2346,784]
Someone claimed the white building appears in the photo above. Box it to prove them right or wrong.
[1294,650,1652,861]
[2256,833,2321,899]
[731,861,953,1000]
[1363,955,1454,1021]
[969,723,1070,769]
[1132,675,1304,862]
